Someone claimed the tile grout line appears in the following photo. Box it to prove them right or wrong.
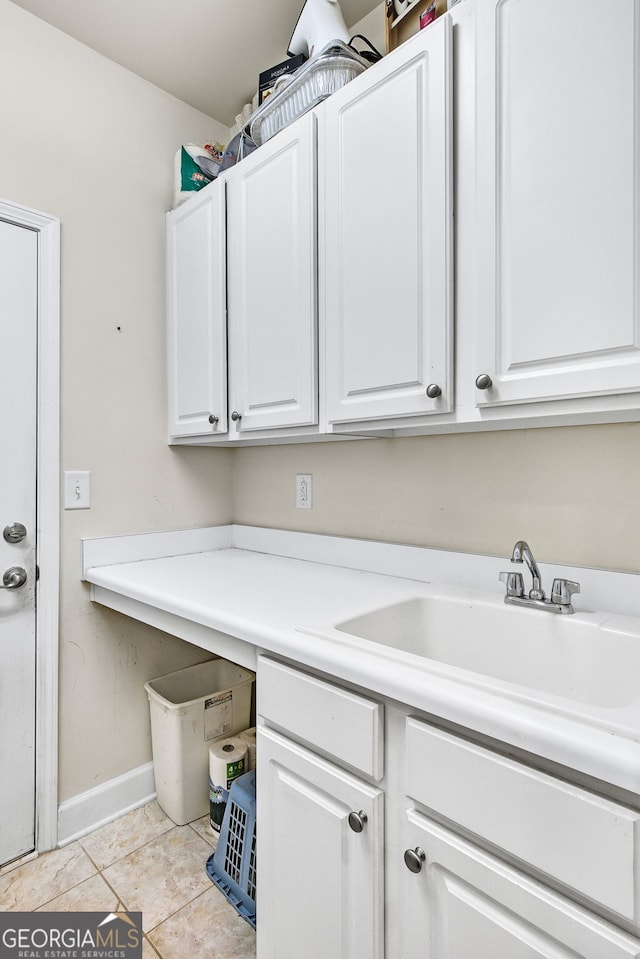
[145,886,220,952]
[83,820,219,945]
[78,820,179,873]
[22,847,99,913]
[143,933,164,959]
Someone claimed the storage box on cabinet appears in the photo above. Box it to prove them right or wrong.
[258,657,383,779]
[406,719,640,926]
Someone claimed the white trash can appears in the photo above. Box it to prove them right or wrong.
[145,658,255,825]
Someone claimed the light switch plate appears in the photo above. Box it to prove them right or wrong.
[64,470,91,509]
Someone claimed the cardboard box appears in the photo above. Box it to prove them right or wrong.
[386,0,461,54]
[258,54,308,105]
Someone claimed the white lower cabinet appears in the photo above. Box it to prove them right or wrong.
[257,726,384,959]
[257,656,384,959]
[400,812,640,959]
[257,656,640,959]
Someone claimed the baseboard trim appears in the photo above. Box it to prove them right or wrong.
[57,762,156,846]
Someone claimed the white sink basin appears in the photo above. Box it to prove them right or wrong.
[335,595,639,709]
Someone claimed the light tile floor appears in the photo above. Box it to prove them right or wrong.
[0,802,256,959]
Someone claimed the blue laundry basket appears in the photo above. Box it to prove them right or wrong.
[206,769,256,928]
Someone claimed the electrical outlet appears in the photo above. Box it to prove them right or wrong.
[64,470,91,509]
[296,474,312,509]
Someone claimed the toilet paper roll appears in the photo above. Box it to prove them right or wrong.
[238,727,257,771]
[209,737,248,832]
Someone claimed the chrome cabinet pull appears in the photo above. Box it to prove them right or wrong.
[348,810,368,833]
[208,413,219,426]
[231,411,242,422]
[404,847,426,874]
[426,383,442,399]
[475,373,493,390]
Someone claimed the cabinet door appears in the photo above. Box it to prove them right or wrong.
[398,810,640,959]
[475,0,640,408]
[166,183,227,438]
[257,726,383,959]
[226,112,318,433]
[323,17,453,425]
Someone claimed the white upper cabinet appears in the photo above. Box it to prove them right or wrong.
[474,0,640,408]
[167,1,640,444]
[166,182,227,439]
[226,111,318,435]
[323,16,453,425]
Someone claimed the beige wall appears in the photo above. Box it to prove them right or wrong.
[0,0,233,801]
[233,422,640,575]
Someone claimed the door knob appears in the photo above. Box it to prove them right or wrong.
[404,847,426,873]
[348,810,368,833]
[1,567,27,589]
[475,373,493,390]
[208,413,219,426]
[3,523,27,544]
[231,411,242,422]
[426,384,442,399]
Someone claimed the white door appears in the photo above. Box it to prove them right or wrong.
[257,726,384,959]
[398,810,640,959]
[226,111,318,434]
[0,218,38,866]
[166,181,228,440]
[475,0,640,408]
[323,16,453,425]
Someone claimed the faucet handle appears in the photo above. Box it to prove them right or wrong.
[499,571,524,598]
[551,578,580,607]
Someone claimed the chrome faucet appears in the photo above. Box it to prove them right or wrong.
[499,540,580,614]
[511,540,545,600]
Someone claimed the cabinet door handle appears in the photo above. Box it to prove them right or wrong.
[348,810,368,833]
[475,373,493,390]
[426,383,442,399]
[208,413,219,426]
[231,411,242,422]
[404,847,426,874]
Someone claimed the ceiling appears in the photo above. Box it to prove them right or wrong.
[9,0,379,126]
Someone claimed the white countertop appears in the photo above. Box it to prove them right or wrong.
[82,525,640,799]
